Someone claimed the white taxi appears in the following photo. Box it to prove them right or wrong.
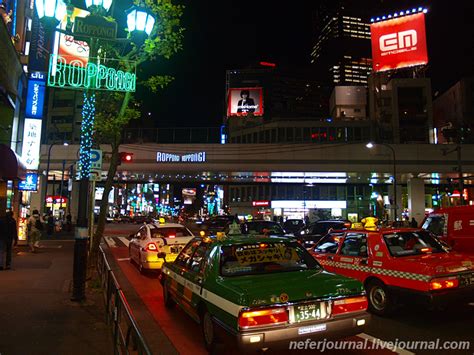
[128,222,194,272]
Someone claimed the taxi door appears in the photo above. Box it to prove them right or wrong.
[332,232,370,282]
[180,242,210,322]
[168,240,201,312]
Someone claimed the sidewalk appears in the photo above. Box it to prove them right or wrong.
[0,240,113,355]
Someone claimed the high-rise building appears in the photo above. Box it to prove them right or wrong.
[310,1,372,86]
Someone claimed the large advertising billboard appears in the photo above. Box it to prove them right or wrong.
[227,87,263,116]
[370,13,428,72]
[55,8,90,66]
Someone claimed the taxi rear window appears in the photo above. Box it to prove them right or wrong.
[220,241,320,276]
[383,231,445,257]
[151,227,192,238]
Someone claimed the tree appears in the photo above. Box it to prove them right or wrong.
[89,0,185,265]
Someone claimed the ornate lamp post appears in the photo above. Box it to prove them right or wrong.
[34,0,155,302]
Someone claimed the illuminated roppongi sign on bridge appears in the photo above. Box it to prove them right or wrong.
[47,54,136,92]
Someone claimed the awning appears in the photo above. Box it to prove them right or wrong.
[0,144,27,181]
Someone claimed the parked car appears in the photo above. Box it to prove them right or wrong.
[160,235,369,352]
[240,220,288,236]
[128,222,194,272]
[283,219,305,234]
[297,220,351,248]
[310,228,474,316]
[422,205,474,254]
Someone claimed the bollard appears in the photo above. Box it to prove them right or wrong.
[71,234,89,302]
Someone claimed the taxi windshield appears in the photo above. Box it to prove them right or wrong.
[383,231,446,257]
[220,241,321,276]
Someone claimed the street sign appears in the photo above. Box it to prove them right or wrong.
[73,15,117,41]
[90,149,102,170]
[89,171,100,182]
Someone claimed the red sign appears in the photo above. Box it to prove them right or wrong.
[252,201,270,207]
[46,196,67,204]
[370,13,428,72]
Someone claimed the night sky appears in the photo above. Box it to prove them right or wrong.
[131,0,474,128]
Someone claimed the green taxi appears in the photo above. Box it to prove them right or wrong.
[159,235,369,352]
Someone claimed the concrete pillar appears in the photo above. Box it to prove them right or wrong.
[408,178,425,226]
[387,184,403,221]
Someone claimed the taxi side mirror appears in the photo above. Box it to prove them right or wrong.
[157,252,167,261]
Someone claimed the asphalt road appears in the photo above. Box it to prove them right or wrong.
[103,224,474,355]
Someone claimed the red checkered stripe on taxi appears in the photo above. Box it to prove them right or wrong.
[318,259,431,282]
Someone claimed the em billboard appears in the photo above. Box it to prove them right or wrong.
[370,12,428,72]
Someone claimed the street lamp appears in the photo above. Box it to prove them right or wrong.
[85,0,113,15]
[34,0,67,26]
[43,141,69,214]
[126,6,156,36]
[366,142,398,221]
[35,0,157,302]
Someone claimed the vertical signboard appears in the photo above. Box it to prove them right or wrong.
[25,71,47,119]
[21,119,43,170]
[370,12,428,72]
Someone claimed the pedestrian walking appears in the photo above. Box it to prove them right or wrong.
[3,211,18,269]
[27,210,43,253]
[410,217,418,228]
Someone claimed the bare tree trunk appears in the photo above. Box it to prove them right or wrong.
[89,141,119,267]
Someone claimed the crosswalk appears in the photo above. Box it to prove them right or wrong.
[104,236,130,249]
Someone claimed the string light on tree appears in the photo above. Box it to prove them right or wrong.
[78,92,96,180]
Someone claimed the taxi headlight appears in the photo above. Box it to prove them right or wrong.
[429,276,459,291]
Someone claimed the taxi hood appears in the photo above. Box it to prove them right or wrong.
[217,269,365,307]
[396,252,474,275]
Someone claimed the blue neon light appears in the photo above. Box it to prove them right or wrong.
[18,173,39,191]
[25,72,47,119]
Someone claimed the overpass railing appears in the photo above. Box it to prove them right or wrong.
[123,127,221,144]
[97,245,152,355]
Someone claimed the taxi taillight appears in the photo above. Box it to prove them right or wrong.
[145,243,158,251]
[238,307,288,329]
[430,276,459,291]
[332,296,368,315]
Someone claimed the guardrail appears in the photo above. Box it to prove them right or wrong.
[97,245,152,355]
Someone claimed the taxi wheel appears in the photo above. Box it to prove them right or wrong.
[163,283,176,308]
[201,309,219,352]
[366,280,394,316]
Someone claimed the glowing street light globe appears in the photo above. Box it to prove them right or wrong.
[34,0,67,24]
[85,0,113,14]
[126,6,155,37]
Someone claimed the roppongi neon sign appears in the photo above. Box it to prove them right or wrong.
[48,54,136,92]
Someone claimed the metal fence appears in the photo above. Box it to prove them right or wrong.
[97,245,152,355]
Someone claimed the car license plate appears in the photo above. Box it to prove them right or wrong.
[460,273,474,287]
[293,303,329,323]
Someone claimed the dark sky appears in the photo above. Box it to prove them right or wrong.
[133,0,474,128]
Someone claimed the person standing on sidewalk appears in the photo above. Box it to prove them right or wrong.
[27,210,43,253]
[0,215,6,269]
[4,211,18,269]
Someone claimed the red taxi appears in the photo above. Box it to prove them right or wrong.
[309,228,474,316]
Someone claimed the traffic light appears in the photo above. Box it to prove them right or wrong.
[119,152,133,164]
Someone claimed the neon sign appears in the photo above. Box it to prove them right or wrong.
[48,54,136,92]
[156,151,207,163]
